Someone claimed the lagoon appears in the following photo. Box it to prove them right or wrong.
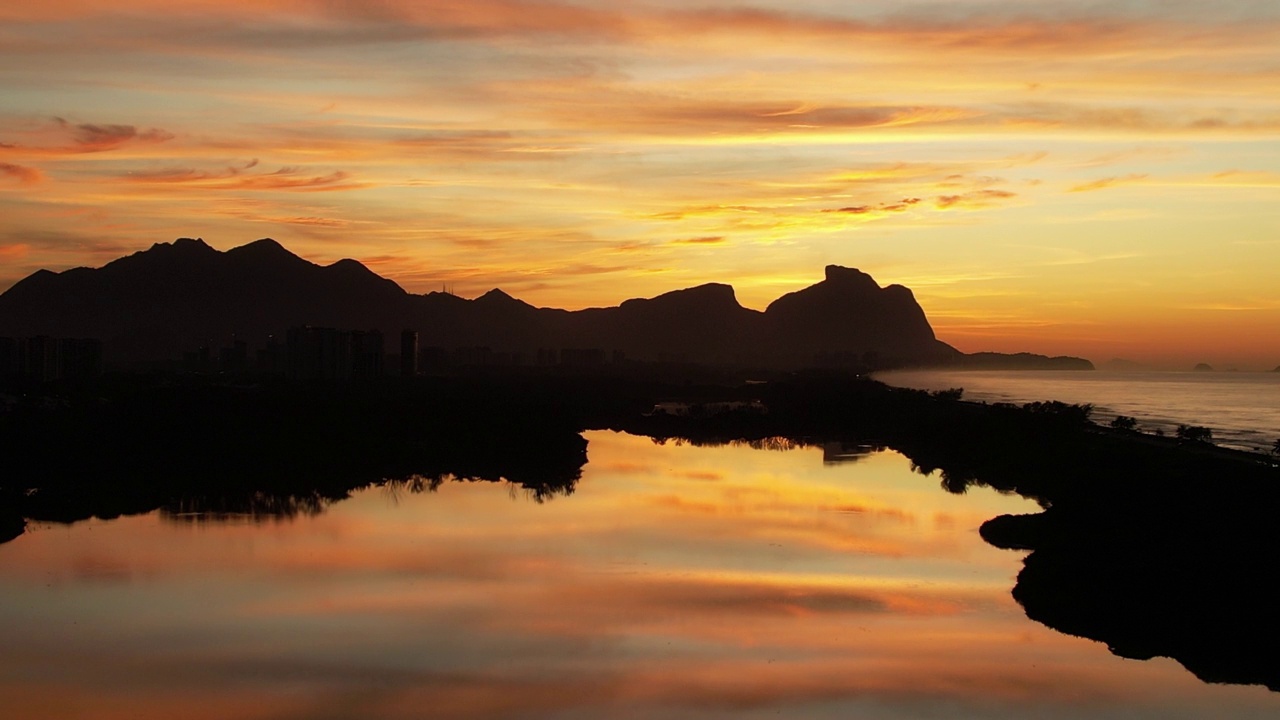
[2,431,1278,719]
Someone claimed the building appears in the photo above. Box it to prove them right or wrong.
[400,330,419,377]
[0,336,102,382]
[286,327,385,381]
[559,348,606,366]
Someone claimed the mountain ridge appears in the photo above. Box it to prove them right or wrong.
[0,237,972,369]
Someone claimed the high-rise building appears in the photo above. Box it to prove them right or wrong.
[2,336,102,381]
[400,330,418,377]
[286,327,385,381]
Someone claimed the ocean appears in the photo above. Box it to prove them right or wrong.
[875,369,1280,454]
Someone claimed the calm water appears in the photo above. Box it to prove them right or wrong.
[877,370,1280,453]
[3,431,1278,719]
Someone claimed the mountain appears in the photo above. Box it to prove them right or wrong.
[0,238,959,368]
[763,265,949,364]
[0,238,415,362]
[956,352,1096,371]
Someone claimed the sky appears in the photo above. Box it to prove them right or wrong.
[1,0,1278,368]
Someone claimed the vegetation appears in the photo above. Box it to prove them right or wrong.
[1109,415,1139,431]
[1176,424,1214,444]
[930,387,964,401]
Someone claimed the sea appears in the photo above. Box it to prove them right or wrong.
[874,369,1280,454]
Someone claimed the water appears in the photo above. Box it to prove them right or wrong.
[2,431,1278,719]
[876,370,1280,453]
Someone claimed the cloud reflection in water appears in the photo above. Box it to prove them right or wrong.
[1,431,1278,719]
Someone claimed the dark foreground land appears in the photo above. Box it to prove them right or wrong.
[3,370,1279,691]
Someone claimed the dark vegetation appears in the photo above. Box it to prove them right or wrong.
[0,374,598,536]
[3,368,1279,691]
[1109,414,1138,431]
[1175,423,1214,444]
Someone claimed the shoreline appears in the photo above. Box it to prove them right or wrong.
[3,370,1279,690]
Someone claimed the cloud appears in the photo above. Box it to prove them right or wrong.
[649,205,764,222]
[1210,170,1280,187]
[223,212,355,229]
[1069,174,1149,193]
[551,97,980,138]
[671,236,725,245]
[53,118,175,152]
[0,228,132,254]
[0,243,30,261]
[824,198,921,215]
[935,190,1017,209]
[676,470,724,481]
[0,162,42,184]
[125,163,367,192]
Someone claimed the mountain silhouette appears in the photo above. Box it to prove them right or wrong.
[763,265,945,363]
[0,237,959,367]
[0,238,413,362]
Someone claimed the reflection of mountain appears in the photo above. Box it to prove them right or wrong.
[0,238,957,368]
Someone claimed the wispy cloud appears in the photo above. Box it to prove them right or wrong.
[671,236,726,245]
[124,163,367,192]
[1210,169,1280,187]
[934,189,1017,209]
[823,198,922,216]
[0,162,42,184]
[1,0,1279,363]
[1069,174,1149,193]
[54,118,175,153]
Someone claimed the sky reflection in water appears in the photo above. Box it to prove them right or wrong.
[2,431,1278,719]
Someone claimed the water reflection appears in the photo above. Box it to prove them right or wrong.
[3,432,1279,719]
[156,470,578,528]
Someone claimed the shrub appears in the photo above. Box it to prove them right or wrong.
[1176,424,1214,444]
[930,387,964,402]
[1109,415,1138,432]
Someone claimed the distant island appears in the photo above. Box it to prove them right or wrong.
[1193,363,1215,372]
[951,351,1095,371]
[0,237,1091,373]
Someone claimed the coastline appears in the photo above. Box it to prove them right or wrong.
[3,370,1279,691]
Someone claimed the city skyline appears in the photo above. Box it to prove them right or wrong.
[2,1,1278,367]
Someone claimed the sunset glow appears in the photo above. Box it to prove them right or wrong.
[2,1,1278,366]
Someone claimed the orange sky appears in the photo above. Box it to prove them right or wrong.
[1,1,1278,367]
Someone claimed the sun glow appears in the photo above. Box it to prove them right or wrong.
[2,1,1278,366]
